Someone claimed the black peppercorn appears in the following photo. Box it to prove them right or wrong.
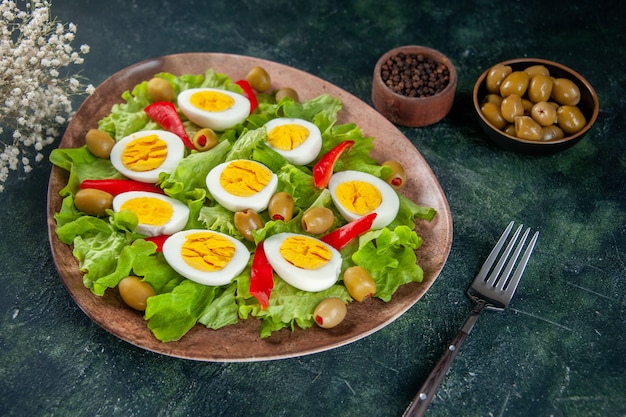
[380,52,450,98]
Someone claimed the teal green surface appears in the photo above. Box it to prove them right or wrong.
[1,1,625,416]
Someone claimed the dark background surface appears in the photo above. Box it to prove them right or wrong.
[1,1,625,416]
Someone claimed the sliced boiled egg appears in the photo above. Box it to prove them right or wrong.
[162,229,250,286]
[177,88,250,132]
[112,191,190,237]
[263,117,322,165]
[206,159,278,212]
[110,130,185,183]
[264,232,342,292]
[328,170,399,230]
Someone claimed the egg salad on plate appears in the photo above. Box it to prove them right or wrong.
[50,67,436,342]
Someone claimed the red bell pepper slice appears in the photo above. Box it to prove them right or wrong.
[80,179,165,195]
[312,140,355,189]
[235,79,258,114]
[250,241,274,309]
[144,235,170,252]
[321,212,377,251]
[144,101,195,150]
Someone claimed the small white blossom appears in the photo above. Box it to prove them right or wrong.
[1,0,90,191]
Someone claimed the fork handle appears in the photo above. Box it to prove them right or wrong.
[402,302,486,417]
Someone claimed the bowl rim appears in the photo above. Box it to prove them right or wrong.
[374,45,458,101]
[473,57,599,146]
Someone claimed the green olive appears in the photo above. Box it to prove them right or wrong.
[343,266,376,302]
[245,66,271,92]
[557,105,586,134]
[530,101,558,126]
[499,71,530,97]
[480,102,507,130]
[275,87,299,103]
[74,188,113,216]
[382,160,406,189]
[268,192,295,222]
[503,124,516,136]
[191,128,218,151]
[301,207,335,234]
[485,64,512,94]
[521,98,534,115]
[541,125,565,141]
[234,209,264,242]
[118,276,155,311]
[314,297,347,328]
[482,94,503,106]
[524,65,550,78]
[514,116,542,141]
[528,74,553,103]
[146,77,175,102]
[500,94,524,123]
[551,78,581,106]
[85,129,115,159]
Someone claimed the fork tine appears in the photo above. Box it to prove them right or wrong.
[501,229,539,296]
[495,227,531,291]
[475,221,514,283]
[486,224,524,287]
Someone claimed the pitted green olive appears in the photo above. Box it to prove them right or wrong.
[343,266,376,302]
[541,125,565,141]
[515,116,542,141]
[528,74,553,103]
[557,105,586,134]
[268,192,295,222]
[85,129,115,159]
[530,101,558,126]
[191,128,218,151]
[482,94,503,106]
[118,276,155,311]
[524,65,550,78]
[486,64,512,94]
[234,209,264,242]
[382,160,406,189]
[501,94,524,123]
[314,297,347,328]
[480,102,507,129]
[147,77,175,102]
[245,66,271,92]
[74,188,113,216]
[499,71,530,97]
[275,87,299,103]
[551,78,581,106]
[301,207,334,234]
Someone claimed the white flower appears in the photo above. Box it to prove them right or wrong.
[1,0,90,192]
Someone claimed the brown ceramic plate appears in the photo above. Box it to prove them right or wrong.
[46,53,453,362]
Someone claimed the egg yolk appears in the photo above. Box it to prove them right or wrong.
[335,180,382,215]
[219,160,273,197]
[181,232,236,272]
[121,134,168,172]
[267,124,310,151]
[120,197,173,226]
[279,236,332,270]
[189,90,234,112]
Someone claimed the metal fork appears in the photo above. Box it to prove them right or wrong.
[402,221,539,417]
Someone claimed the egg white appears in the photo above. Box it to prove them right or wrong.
[162,229,250,286]
[328,170,399,229]
[264,232,342,292]
[205,159,278,212]
[110,130,185,183]
[263,117,323,165]
[177,88,250,132]
[112,191,190,237]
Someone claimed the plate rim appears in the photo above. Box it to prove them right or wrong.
[46,52,453,361]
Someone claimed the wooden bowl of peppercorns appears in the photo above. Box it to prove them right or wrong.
[372,45,457,127]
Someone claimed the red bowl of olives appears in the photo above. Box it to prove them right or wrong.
[473,58,599,154]
[372,45,457,127]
